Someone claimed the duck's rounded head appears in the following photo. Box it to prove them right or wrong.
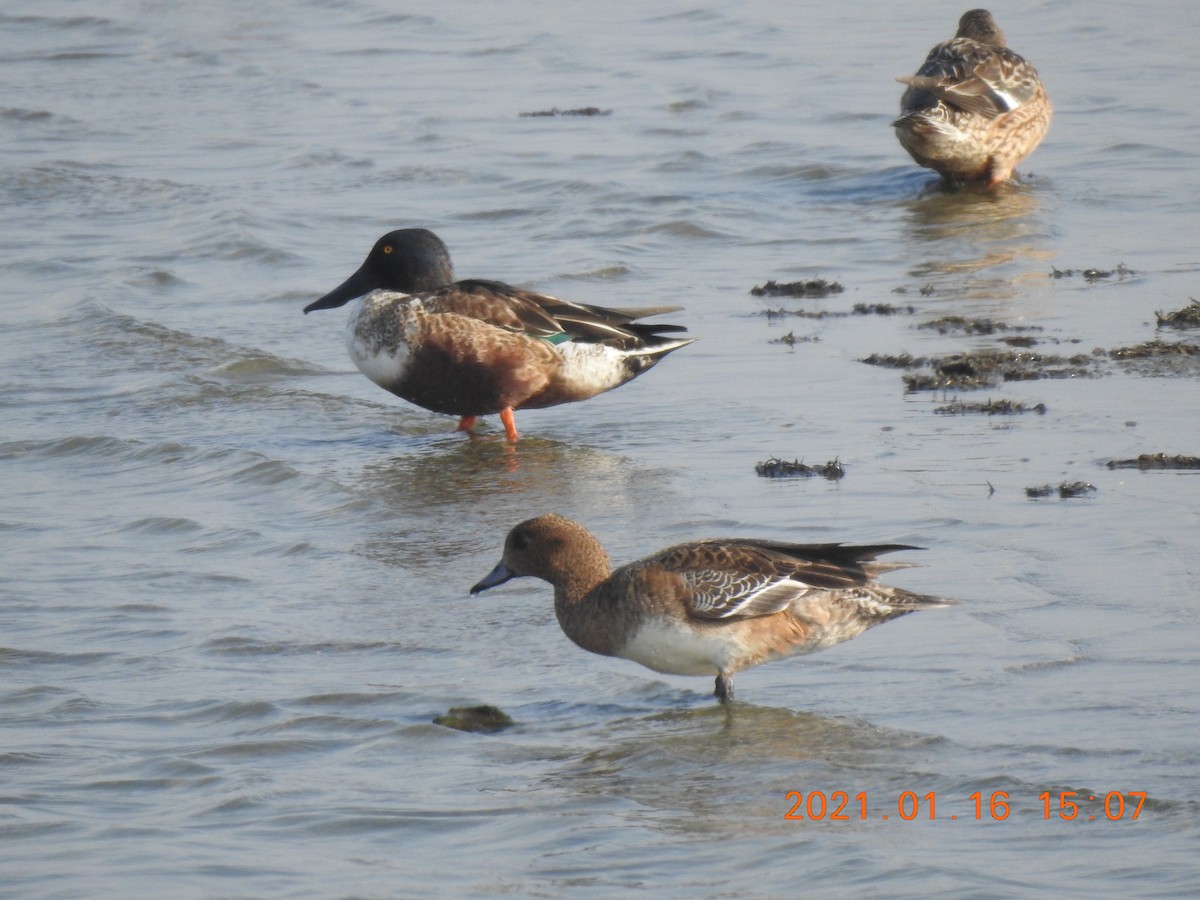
[304,228,456,313]
[470,514,607,593]
[956,9,1005,47]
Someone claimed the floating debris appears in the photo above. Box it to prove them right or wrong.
[1026,481,1097,499]
[750,279,844,299]
[933,398,1047,416]
[755,457,845,480]
[433,705,515,734]
[519,106,611,117]
[1050,263,1135,282]
[1156,299,1200,330]
[1106,454,1200,470]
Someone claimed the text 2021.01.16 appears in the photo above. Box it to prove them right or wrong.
[783,790,1147,822]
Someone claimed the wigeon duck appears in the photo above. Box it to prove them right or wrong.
[471,514,952,704]
[894,9,1051,188]
[303,229,694,442]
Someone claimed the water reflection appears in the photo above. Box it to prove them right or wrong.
[898,183,1054,285]
[354,437,668,572]
[553,703,946,836]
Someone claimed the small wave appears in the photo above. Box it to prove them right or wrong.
[207,354,324,382]
[117,516,204,535]
[202,637,396,657]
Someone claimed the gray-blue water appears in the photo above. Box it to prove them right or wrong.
[3,1,1199,896]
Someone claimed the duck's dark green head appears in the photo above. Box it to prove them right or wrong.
[303,228,456,313]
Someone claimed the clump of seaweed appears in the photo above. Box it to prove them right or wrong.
[1050,263,1135,282]
[861,348,1098,391]
[1106,454,1200,470]
[433,705,515,734]
[750,279,844,298]
[758,302,913,322]
[1026,482,1097,499]
[934,398,1047,416]
[760,307,839,320]
[770,331,818,347]
[519,106,611,117]
[854,303,916,316]
[755,457,845,480]
[918,316,1043,336]
[1108,340,1200,359]
[1156,299,1200,330]
[860,352,927,369]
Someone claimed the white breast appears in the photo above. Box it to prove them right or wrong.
[344,293,412,389]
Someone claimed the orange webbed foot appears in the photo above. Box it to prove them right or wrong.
[500,408,519,443]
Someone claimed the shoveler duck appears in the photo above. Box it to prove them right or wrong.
[304,229,694,442]
[471,514,952,704]
[894,9,1051,188]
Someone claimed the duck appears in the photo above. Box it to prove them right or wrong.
[304,229,694,442]
[470,514,952,704]
[893,9,1051,188]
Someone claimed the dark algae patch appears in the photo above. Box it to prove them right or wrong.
[1109,340,1200,378]
[519,106,611,117]
[861,348,1097,391]
[433,705,515,734]
[1050,263,1136,282]
[755,457,845,480]
[761,307,839,321]
[751,279,844,298]
[855,303,916,316]
[770,331,818,347]
[864,340,1200,390]
[760,303,914,322]
[1109,340,1200,359]
[934,398,1047,415]
[1026,482,1097,499]
[918,316,1043,336]
[1107,453,1200,470]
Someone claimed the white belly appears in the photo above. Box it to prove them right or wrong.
[619,619,728,676]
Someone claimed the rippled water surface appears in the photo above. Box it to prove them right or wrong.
[3,1,1200,896]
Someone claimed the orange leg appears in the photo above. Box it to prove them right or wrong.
[455,415,477,433]
[499,407,519,443]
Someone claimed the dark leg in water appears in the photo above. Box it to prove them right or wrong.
[714,673,733,705]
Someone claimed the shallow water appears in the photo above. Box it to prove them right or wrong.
[3,1,1200,896]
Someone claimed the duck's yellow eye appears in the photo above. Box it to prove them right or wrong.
[383,245,393,254]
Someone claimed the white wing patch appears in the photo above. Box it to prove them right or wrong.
[555,342,632,395]
[683,569,810,620]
